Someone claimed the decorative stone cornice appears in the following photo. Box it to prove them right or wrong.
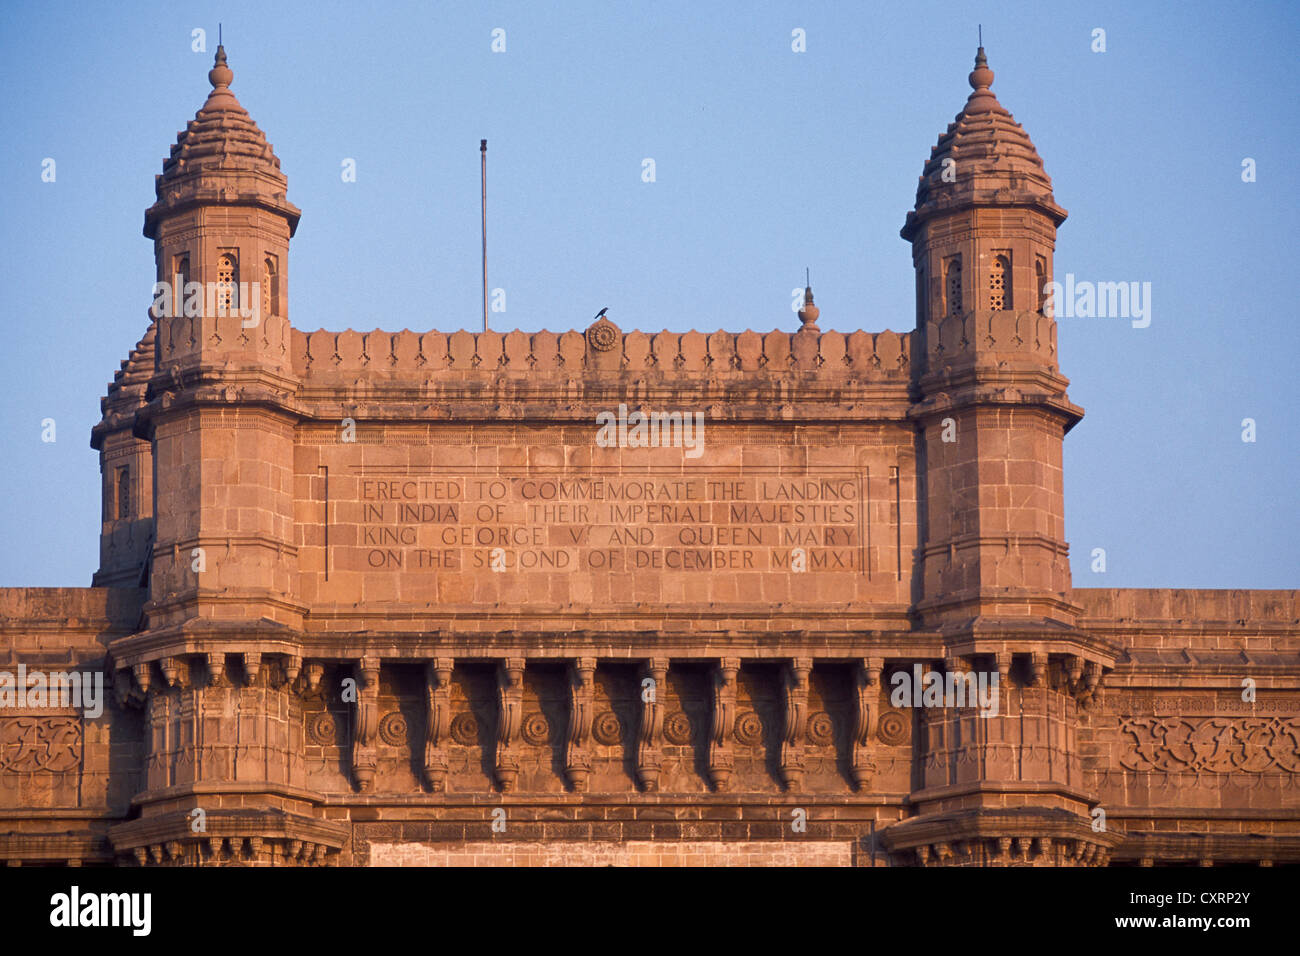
[880,808,1121,867]
[109,809,346,867]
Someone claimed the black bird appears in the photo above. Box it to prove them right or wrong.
[594,307,608,319]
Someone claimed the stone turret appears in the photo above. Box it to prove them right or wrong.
[134,45,303,633]
[888,49,1117,866]
[102,49,334,866]
[91,324,156,587]
[904,47,1083,629]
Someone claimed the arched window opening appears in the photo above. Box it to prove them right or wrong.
[1035,258,1047,314]
[173,254,189,290]
[217,253,237,314]
[989,254,1011,310]
[116,466,130,521]
[944,257,962,317]
[262,256,278,317]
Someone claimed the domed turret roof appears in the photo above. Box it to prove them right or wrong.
[91,323,156,450]
[143,46,300,238]
[902,48,1065,241]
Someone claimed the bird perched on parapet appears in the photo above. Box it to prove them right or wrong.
[594,307,608,319]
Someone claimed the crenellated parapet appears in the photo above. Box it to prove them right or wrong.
[291,325,913,380]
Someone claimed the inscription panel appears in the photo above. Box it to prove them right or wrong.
[298,444,915,607]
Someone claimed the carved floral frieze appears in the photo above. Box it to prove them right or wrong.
[1119,717,1300,774]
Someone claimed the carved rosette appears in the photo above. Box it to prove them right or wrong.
[351,658,379,792]
[565,658,596,791]
[423,658,453,792]
[851,658,881,791]
[521,712,550,745]
[308,712,338,746]
[636,659,668,791]
[708,659,739,791]
[586,317,619,353]
[779,659,811,790]
[494,659,524,792]
[450,712,479,746]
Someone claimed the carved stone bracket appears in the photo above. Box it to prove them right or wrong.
[851,658,881,790]
[994,652,1012,697]
[907,834,1110,867]
[1063,655,1083,695]
[1028,652,1047,687]
[133,662,152,696]
[779,658,811,791]
[565,658,596,791]
[636,658,668,792]
[242,652,261,687]
[159,656,184,688]
[304,661,324,694]
[206,652,226,688]
[495,658,525,792]
[1079,660,1102,709]
[423,658,454,792]
[708,658,739,791]
[351,658,379,792]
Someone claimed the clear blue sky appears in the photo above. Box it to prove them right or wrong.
[0,0,1295,588]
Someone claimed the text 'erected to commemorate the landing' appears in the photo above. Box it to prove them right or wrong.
[346,471,867,575]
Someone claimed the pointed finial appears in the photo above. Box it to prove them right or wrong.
[209,43,233,90]
[965,43,997,113]
[969,45,993,92]
[798,271,820,331]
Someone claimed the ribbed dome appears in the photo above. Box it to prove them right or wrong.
[143,46,300,239]
[902,48,1065,240]
[91,323,156,449]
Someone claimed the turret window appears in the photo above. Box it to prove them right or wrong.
[262,255,279,317]
[116,466,130,520]
[989,253,1011,310]
[1035,257,1047,314]
[944,257,962,317]
[216,253,238,314]
[172,254,189,290]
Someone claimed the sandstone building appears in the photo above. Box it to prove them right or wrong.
[1,46,1295,867]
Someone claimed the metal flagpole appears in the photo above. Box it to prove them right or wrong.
[481,139,488,333]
